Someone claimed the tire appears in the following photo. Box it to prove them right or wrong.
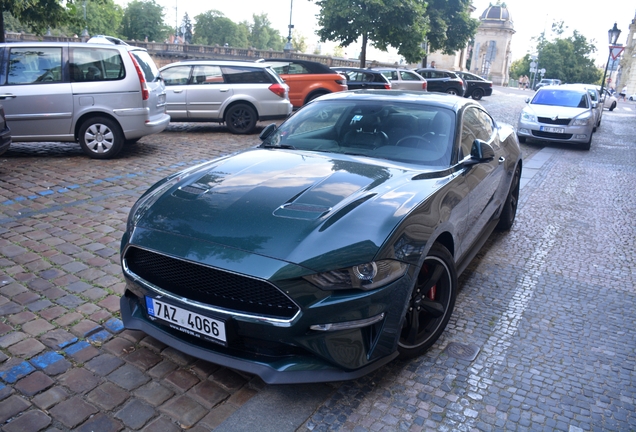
[471,88,484,100]
[446,88,459,95]
[78,116,124,159]
[517,135,526,144]
[225,103,257,134]
[580,134,592,151]
[496,164,521,231]
[398,243,457,359]
[609,102,616,111]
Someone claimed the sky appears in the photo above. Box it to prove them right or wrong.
[115,0,635,65]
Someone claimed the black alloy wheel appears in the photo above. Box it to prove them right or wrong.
[398,244,457,359]
[496,164,521,231]
[225,103,257,134]
[471,88,484,100]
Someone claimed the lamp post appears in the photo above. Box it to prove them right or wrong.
[81,0,89,41]
[600,23,622,98]
[284,0,294,54]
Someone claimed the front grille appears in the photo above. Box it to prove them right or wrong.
[125,247,299,319]
[532,131,573,139]
[538,117,570,125]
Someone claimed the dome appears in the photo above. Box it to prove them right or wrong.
[480,4,512,23]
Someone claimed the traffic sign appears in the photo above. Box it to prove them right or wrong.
[530,61,537,68]
[610,45,625,60]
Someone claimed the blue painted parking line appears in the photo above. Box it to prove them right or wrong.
[87,329,112,344]
[30,351,66,370]
[104,318,124,333]
[0,361,35,383]
[64,341,91,356]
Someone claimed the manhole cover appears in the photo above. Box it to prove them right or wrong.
[444,342,480,361]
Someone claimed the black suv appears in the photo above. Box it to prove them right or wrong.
[331,67,391,90]
[455,71,493,100]
[415,68,465,96]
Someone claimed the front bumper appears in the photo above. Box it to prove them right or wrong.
[517,119,593,144]
[119,244,412,384]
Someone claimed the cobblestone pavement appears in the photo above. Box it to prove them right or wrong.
[0,91,634,431]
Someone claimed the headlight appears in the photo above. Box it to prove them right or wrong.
[520,111,536,122]
[571,114,592,126]
[305,260,408,291]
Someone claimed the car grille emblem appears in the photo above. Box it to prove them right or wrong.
[551,115,559,121]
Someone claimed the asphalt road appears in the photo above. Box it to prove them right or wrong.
[0,89,634,431]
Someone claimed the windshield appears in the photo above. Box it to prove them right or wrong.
[531,89,589,108]
[262,100,456,167]
[130,49,160,82]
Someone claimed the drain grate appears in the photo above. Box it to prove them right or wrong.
[444,342,480,361]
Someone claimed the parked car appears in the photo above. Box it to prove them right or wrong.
[454,71,493,100]
[258,58,347,108]
[330,67,391,90]
[372,68,428,91]
[0,104,11,156]
[563,84,602,130]
[534,78,562,91]
[517,85,595,150]
[598,87,617,111]
[159,61,292,134]
[415,68,465,96]
[120,90,522,384]
[0,41,169,159]
[629,93,636,101]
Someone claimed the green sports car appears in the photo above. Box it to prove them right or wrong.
[120,90,522,384]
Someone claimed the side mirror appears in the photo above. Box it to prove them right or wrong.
[591,101,598,108]
[524,97,530,103]
[259,123,277,141]
[463,140,495,167]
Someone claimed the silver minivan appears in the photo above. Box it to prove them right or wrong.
[160,60,292,134]
[0,41,170,159]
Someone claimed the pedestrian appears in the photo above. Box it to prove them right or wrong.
[618,85,627,101]
[430,61,436,68]
[518,76,523,89]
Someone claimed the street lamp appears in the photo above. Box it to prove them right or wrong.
[600,23,621,98]
[284,0,294,54]
[81,0,89,42]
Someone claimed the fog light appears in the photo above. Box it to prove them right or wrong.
[575,134,588,139]
[518,128,529,134]
[310,313,385,331]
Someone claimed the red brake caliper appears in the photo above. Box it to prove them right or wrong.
[427,285,436,300]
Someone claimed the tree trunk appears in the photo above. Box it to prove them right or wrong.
[359,32,367,68]
[0,2,5,43]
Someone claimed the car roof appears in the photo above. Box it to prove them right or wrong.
[332,67,384,74]
[536,85,587,94]
[257,58,334,74]
[161,60,271,69]
[310,89,473,110]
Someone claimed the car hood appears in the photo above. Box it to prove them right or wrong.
[526,104,590,118]
[131,149,448,272]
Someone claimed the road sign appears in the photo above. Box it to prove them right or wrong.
[530,62,537,68]
[610,45,625,60]
[530,68,536,73]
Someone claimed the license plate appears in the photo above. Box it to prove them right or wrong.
[540,126,565,133]
[145,297,226,343]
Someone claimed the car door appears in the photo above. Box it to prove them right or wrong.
[457,106,505,257]
[161,65,191,120]
[398,70,426,91]
[0,45,73,139]
[186,65,232,120]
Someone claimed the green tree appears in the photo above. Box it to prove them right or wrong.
[120,0,170,42]
[533,30,601,84]
[292,30,307,53]
[68,0,124,38]
[509,55,531,80]
[314,0,477,68]
[0,0,79,42]
[193,10,248,47]
[248,13,283,50]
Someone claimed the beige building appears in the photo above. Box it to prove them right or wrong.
[618,13,636,97]
[427,3,515,86]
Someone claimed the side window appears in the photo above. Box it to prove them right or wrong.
[161,66,191,85]
[460,107,495,159]
[222,66,271,84]
[587,90,598,103]
[191,65,223,84]
[8,47,63,85]
[400,71,419,81]
[70,47,124,82]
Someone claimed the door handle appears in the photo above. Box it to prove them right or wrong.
[219,88,230,92]
[0,94,17,100]
[498,156,505,164]
[172,89,183,93]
